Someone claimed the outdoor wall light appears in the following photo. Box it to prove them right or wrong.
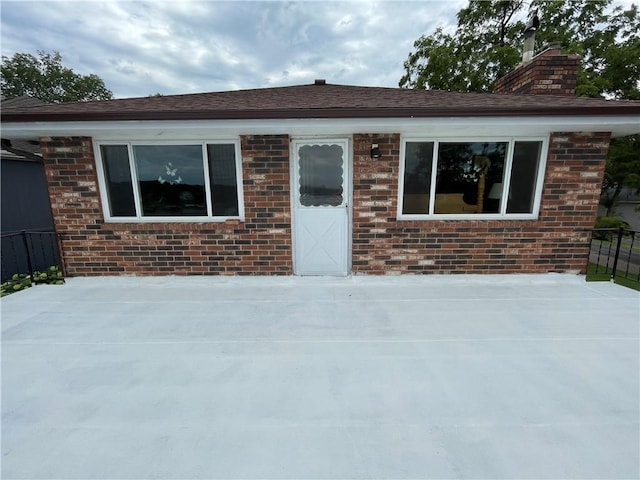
[370,144,381,159]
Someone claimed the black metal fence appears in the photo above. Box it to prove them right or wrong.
[589,227,639,283]
[1,230,61,282]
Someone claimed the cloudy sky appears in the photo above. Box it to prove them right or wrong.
[1,0,633,99]
[1,0,470,98]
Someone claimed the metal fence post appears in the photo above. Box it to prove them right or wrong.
[21,230,35,280]
[611,226,624,282]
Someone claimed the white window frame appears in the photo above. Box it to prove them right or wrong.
[397,136,549,220]
[94,139,245,223]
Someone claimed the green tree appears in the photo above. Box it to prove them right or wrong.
[400,0,640,100]
[1,51,113,103]
[400,1,640,216]
[400,0,525,92]
[601,135,640,215]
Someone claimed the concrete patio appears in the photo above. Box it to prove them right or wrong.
[2,274,638,479]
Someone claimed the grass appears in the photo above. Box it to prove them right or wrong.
[586,262,640,291]
[592,237,640,254]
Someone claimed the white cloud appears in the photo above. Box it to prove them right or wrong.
[0,0,466,98]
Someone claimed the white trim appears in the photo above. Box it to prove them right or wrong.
[397,136,548,221]
[128,143,144,217]
[94,141,114,220]
[289,139,298,274]
[290,138,351,276]
[428,141,438,214]
[291,137,350,209]
[3,114,639,139]
[500,141,515,215]
[347,137,353,275]
[201,144,213,217]
[396,140,407,219]
[529,137,549,218]
[232,141,246,221]
[93,139,244,223]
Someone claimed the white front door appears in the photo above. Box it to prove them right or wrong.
[292,139,350,276]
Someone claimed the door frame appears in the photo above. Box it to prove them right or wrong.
[289,137,352,276]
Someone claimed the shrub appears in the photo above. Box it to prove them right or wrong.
[0,266,64,297]
[593,216,631,240]
[33,266,65,285]
[1,273,32,297]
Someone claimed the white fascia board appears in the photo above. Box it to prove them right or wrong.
[2,115,639,140]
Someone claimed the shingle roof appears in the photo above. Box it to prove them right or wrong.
[2,83,640,122]
[1,95,47,109]
[1,97,44,159]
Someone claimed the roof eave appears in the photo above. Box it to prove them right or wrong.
[2,105,639,123]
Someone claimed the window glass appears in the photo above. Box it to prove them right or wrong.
[402,142,433,214]
[298,144,344,207]
[507,141,542,214]
[434,142,507,214]
[207,144,239,216]
[100,145,136,216]
[133,145,207,216]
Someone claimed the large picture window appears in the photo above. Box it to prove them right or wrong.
[399,138,546,219]
[96,142,243,222]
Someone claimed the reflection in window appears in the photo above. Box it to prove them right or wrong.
[435,142,506,214]
[98,142,242,220]
[402,142,433,214]
[134,145,207,216]
[400,139,545,217]
[207,144,239,216]
[100,145,136,216]
[298,144,344,206]
[507,142,542,213]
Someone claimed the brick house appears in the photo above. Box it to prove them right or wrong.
[2,47,639,276]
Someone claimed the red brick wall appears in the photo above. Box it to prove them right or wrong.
[41,135,292,276]
[351,132,609,274]
[42,131,608,276]
[494,48,580,96]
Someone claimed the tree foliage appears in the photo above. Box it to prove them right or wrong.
[400,0,640,100]
[1,51,113,103]
[601,135,640,215]
[400,1,640,213]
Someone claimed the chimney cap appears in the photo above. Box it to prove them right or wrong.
[314,79,326,85]
[525,9,539,32]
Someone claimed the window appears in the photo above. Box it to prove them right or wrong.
[399,138,547,219]
[298,143,344,207]
[96,142,243,222]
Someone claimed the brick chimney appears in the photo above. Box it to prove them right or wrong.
[494,44,581,96]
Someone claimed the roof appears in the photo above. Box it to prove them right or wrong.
[1,95,46,109]
[0,137,42,162]
[1,97,44,161]
[2,83,640,122]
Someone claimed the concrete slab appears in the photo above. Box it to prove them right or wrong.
[2,274,638,479]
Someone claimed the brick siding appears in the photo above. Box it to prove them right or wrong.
[42,131,607,276]
[41,135,292,276]
[494,48,581,96]
[351,132,609,274]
